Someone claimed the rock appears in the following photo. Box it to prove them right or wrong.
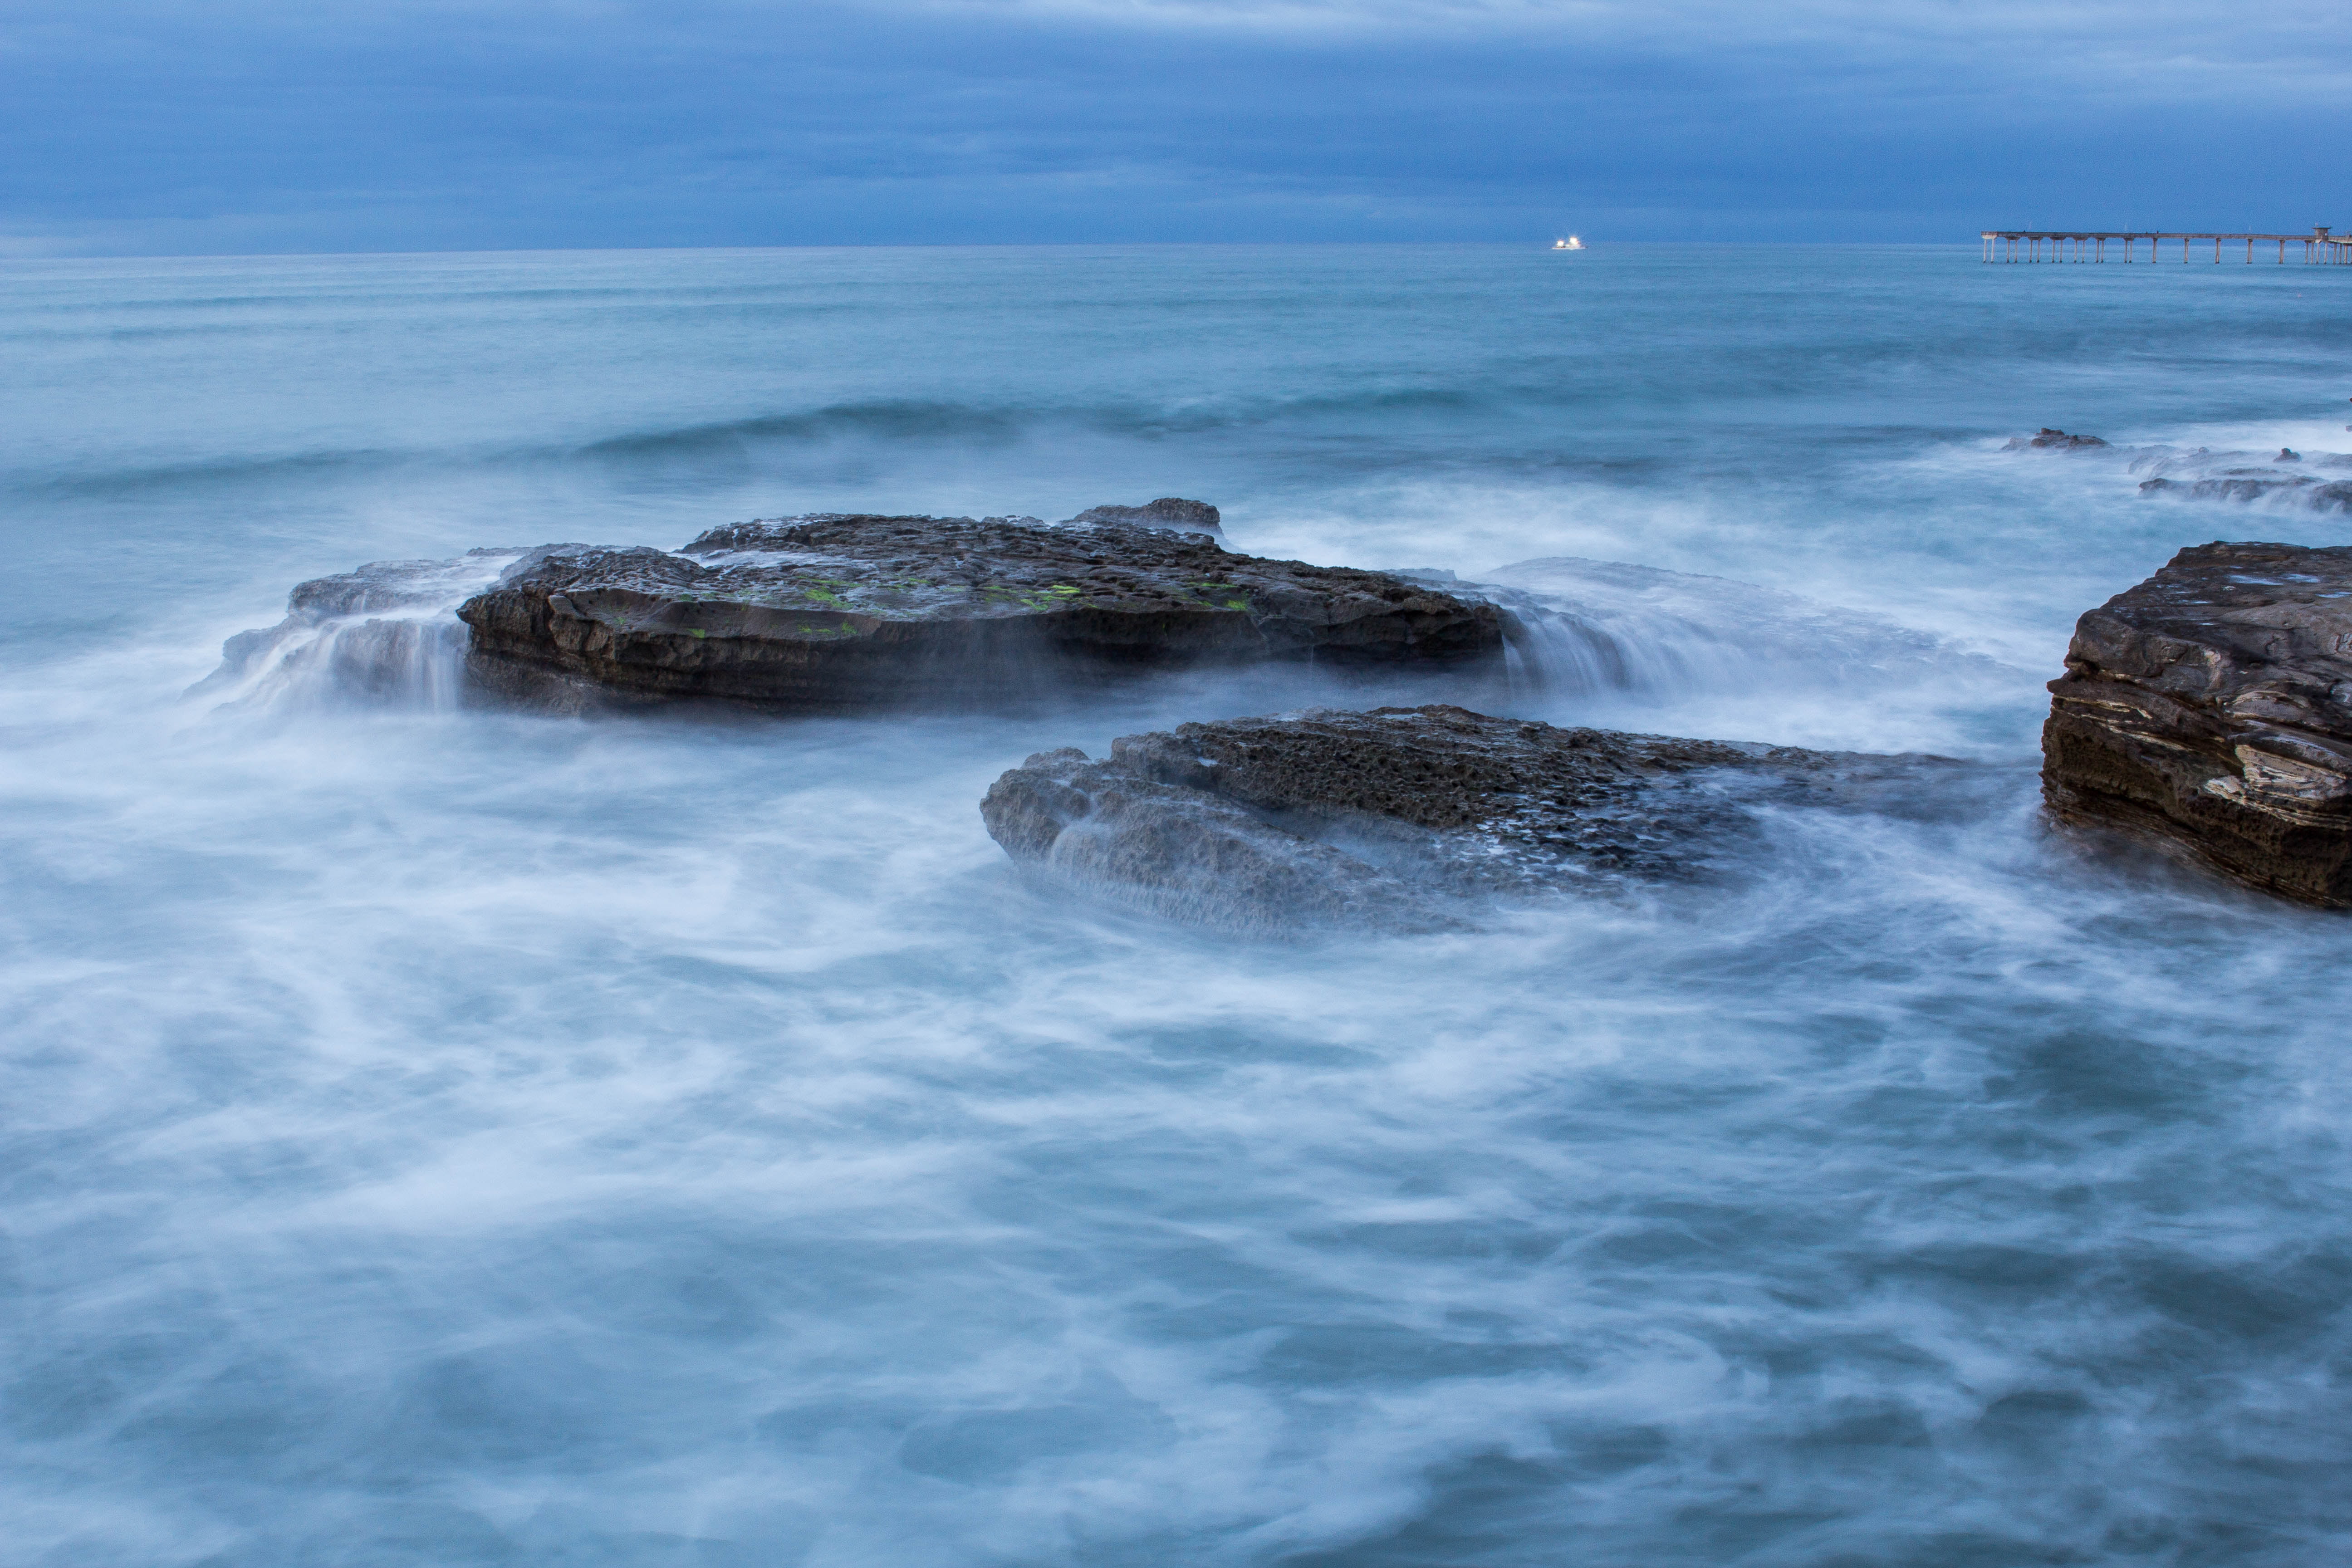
[1064,497,1222,536]
[456,513,1502,711]
[2006,428,2111,451]
[2139,475,2352,512]
[2042,541,2352,906]
[2131,445,2352,512]
[980,742,1453,933]
[981,705,1952,932]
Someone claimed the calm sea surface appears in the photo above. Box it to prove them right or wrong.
[3,245,2349,1566]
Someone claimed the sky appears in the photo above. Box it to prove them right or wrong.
[2,0,2348,254]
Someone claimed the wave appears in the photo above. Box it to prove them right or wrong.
[7,388,1516,499]
[575,401,1031,459]
[576,387,1494,456]
[1469,556,2007,699]
[19,447,416,498]
[187,549,532,712]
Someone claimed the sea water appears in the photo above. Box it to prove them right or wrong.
[2,244,2349,1566]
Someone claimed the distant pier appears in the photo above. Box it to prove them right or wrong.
[1981,227,2350,264]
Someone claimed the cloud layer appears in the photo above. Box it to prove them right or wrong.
[3,0,2347,253]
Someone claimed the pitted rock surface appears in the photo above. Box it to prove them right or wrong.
[982,705,1946,932]
[2043,540,2352,905]
[457,514,1500,710]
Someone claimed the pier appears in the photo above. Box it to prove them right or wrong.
[1981,227,2351,264]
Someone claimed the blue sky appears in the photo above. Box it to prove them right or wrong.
[3,0,2347,254]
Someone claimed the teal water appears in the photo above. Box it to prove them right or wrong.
[3,244,2350,1566]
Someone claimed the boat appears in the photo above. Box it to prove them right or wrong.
[1552,235,1584,251]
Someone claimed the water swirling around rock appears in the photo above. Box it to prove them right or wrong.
[4,245,2351,1568]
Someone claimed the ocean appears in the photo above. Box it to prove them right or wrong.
[2,243,2348,1566]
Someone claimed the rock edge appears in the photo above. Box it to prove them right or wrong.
[983,705,1954,932]
[2042,540,2352,906]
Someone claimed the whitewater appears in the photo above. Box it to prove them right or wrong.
[2,244,2348,1566]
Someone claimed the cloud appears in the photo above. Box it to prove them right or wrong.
[1,0,2346,253]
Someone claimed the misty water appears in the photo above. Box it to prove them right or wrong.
[4,245,2350,1567]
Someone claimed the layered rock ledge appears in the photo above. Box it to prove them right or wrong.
[2043,541,2352,906]
[981,705,1948,932]
[457,512,1502,710]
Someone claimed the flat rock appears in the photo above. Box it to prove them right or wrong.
[2043,541,2352,906]
[456,513,1501,711]
[982,705,1950,932]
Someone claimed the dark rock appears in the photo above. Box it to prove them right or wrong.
[2006,428,2111,451]
[982,705,1950,932]
[2278,449,2300,462]
[456,514,1501,712]
[1064,498,1222,536]
[2042,541,2352,906]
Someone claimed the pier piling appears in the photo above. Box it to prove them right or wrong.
[1981,227,2349,265]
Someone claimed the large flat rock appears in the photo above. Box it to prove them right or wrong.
[457,513,1503,710]
[982,705,1948,932]
[2043,540,2352,906]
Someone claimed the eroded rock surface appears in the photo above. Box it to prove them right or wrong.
[2043,541,2352,906]
[458,513,1501,711]
[982,705,1949,932]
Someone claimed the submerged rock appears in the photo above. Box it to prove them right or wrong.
[2128,444,2352,513]
[2138,474,2352,512]
[2043,541,2352,906]
[457,513,1501,711]
[981,705,1951,932]
[2007,428,2111,451]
